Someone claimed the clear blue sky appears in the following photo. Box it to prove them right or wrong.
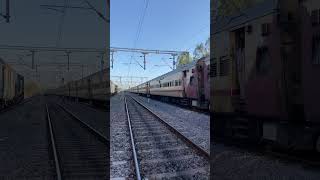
[111,0,210,89]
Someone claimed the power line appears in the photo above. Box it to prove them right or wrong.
[0,45,106,53]
[110,47,187,55]
[127,0,150,76]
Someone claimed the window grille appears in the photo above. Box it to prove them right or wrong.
[312,35,320,65]
[261,23,270,36]
[219,56,229,76]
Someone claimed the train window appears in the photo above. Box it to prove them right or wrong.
[190,76,194,86]
[219,57,229,76]
[312,36,320,64]
[256,47,270,75]
[183,71,187,77]
[311,10,319,27]
[179,79,182,86]
[192,69,195,73]
[261,23,270,36]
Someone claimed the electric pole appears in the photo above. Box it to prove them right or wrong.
[110,50,114,69]
[66,51,71,71]
[1,0,10,23]
[31,50,36,69]
[141,52,148,70]
[171,54,177,70]
[5,0,9,23]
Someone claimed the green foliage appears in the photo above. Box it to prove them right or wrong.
[24,80,42,98]
[177,53,193,66]
[193,37,210,60]
[177,37,210,67]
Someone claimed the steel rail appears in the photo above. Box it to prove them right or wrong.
[128,95,210,159]
[46,104,63,180]
[57,103,109,143]
[124,97,142,180]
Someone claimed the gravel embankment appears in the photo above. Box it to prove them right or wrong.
[212,141,320,179]
[57,97,108,137]
[0,96,55,179]
[110,93,135,179]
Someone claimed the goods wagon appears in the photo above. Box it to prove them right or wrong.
[212,0,320,152]
[48,68,118,106]
[0,58,24,109]
[129,56,210,110]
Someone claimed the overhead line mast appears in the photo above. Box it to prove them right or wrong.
[0,0,10,23]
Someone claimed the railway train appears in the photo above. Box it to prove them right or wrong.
[47,68,118,105]
[129,56,210,110]
[212,0,320,152]
[0,58,24,109]
[110,80,119,96]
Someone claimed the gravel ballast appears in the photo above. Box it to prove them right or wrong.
[129,93,210,154]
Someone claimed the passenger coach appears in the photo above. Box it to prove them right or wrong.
[130,56,210,110]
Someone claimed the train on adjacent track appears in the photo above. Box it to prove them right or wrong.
[129,56,210,110]
[47,68,118,106]
[212,0,320,152]
[0,58,24,109]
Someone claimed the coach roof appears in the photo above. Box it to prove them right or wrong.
[212,0,278,35]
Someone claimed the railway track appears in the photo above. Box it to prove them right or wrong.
[124,95,210,179]
[0,97,33,114]
[46,102,108,180]
[134,94,209,115]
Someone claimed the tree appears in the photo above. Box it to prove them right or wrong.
[193,42,209,60]
[205,37,210,55]
[177,53,192,67]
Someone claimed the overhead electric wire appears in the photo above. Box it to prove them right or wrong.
[127,0,150,76]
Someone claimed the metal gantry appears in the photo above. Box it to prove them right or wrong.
[110,47,188,70]
[0,45,106,71]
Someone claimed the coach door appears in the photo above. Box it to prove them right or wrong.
[182,70,187,98]
[197,60,205,108]
[234,27,246,98]
[146,82,150,95]
[0,64,3,100]
[87,79,92,99]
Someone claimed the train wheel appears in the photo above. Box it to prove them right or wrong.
[315,135,320,153]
